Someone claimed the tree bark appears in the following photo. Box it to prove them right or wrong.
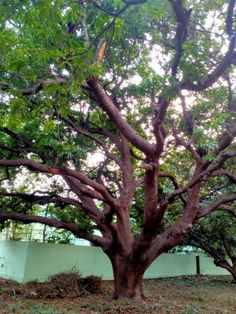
[110,255,146,299]
[214,259,236,283]
[227,267,236,283]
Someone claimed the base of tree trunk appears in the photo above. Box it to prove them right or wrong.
[113,290,145,300]
[112,265,145,300]
[112,286,145,300]
[215,260,236,283]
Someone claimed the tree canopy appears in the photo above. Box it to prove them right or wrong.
[0,0,236,299]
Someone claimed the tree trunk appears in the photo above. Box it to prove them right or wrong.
[110,255,146,299]
[224,263,236,283]
[228,268,236,283]
[214,259,236,283]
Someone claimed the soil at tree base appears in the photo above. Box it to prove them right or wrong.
[0,275,236,313]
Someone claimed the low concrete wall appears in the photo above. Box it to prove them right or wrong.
[24,242,113,281]
[0,241,228,282]
[0,241,29,282]
[200,255,228,275]
[145,253,197,278]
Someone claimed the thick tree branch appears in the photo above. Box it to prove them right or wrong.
[0,210,109,248]
[0,158,52,173]
[169,0,191,77]
[177,92,194,135]
[181,35,236,91]
[221,236,236,261]
[62,116,122,167]
[154,166,202,233]
[158,171,186,205]
[147,219,193,263]
[211,169,236,184]
[78,122,122,151]
[158,154,235,221]
[0,158,116,205]
[226,0,236,36]
[198,193,236,218]
[60,166,116,205]
[152,97,169,156]
[186,236,231,271]
[0,145,30,155]
[204,205,236,217]
[0,127,32,146]
[142,164,158,238]
[215,117,236,154]
[225,75,234,111]
[62,175,113,231]
[118,134,136,201]
[8,190,103,223]
[1,78,66,96]
[0,191,81,208]
[161,150,236,208]
[87,78,155,157]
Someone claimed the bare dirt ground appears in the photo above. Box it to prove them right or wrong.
[0,275,235,313]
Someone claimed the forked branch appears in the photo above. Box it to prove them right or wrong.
[198,193,236,218]
[87,78,155,157]
[181,35,236,91]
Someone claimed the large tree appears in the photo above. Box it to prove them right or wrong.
[0,0,236,299]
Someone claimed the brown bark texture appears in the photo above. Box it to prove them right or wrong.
[111,255,146,299]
